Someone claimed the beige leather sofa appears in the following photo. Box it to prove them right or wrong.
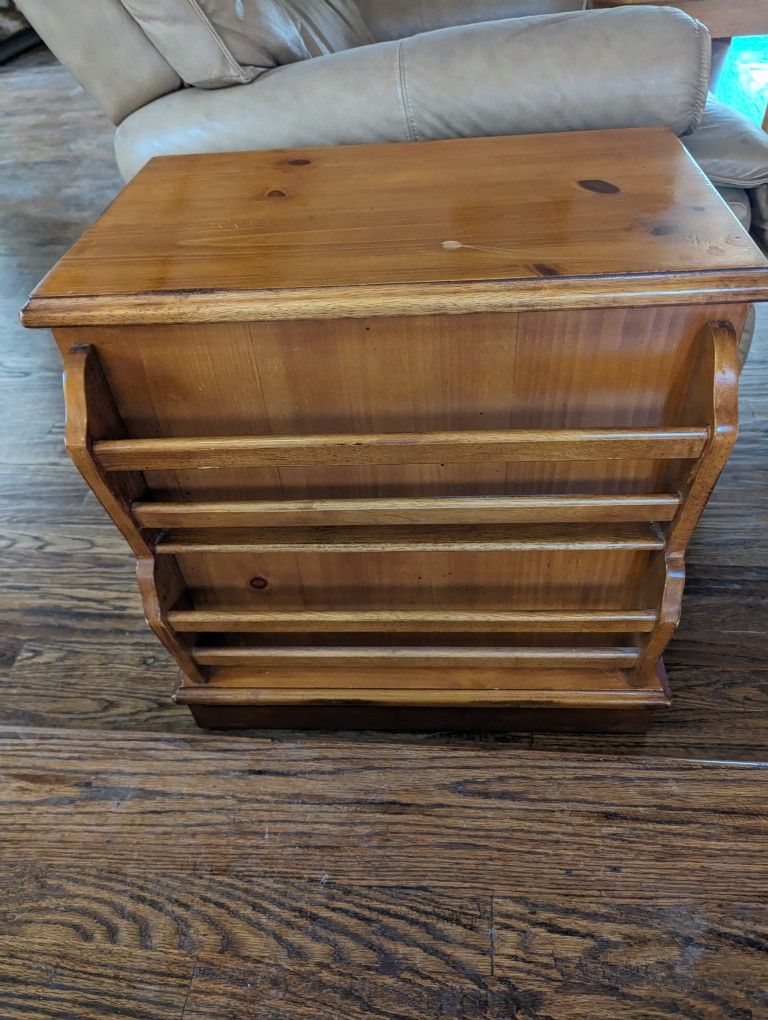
[18,0,768,355]
[19,0,768,219]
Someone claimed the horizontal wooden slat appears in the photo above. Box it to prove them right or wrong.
[95,427,708,471]
[169,609,657,633]
[156,523,665,554]
[174,675,668,708]
[135,494,681,529]
[193,645,640,669]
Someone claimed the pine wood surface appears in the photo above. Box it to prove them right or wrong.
[2,57,768,1018]
[21,128,768,325]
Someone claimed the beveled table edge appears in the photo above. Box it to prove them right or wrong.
[20,269,768,327]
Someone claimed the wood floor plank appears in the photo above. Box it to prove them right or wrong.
[493,897,768,1020]
[0,550,145,644]
[0,636,23,678]
[532,666,768,758]
[0,865,491,978]
[1,728,767,898]
[0,522,126,555]
[0,935,192,1020]
[182,956,517,1020]
[5,639,186,732]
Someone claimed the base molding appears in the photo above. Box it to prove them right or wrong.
[187,702,661,733]
[179,659,670,732]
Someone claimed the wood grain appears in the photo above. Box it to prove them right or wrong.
[93,426,710,471]
[1,727,767,897]
[0,936,192,1020]
[21,129,768,325]
[3,638,184,732]
[168,608,659,633]
[135,494,683,528]
[0,865,492,976]
[23,272,768,325]
[493,896,768,1019]
[156,523,666,554]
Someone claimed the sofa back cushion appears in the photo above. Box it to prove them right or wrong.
[357,0,586,42]
[120,0,373,87]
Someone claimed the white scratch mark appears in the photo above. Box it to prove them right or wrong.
[442,239,520,258]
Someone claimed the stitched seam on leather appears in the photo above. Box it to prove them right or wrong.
[182,0,248,81]
[397,41,419,142]
[685,18,710,135]
[702,173,768,188]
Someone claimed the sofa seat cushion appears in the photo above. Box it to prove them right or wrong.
[120,0,373,87]
[715,185,752,230]
[750,184,768,251]
[684,94,768,189]
[357,0,585,42]
[737,303,756,368]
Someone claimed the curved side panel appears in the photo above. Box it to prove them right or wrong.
[62,343,151,558]
[137,556,208,686]
[667,320,739,553]
[631,549,685,688]
[631,320,740,687]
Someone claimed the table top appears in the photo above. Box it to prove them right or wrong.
[23,128,768,326]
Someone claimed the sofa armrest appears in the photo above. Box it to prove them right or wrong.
[357,0,586,41]
[116,6,709,180]
[17,0,181,124]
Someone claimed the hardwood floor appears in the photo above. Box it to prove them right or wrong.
[1,727,768,1018]
[1,57,767,1017]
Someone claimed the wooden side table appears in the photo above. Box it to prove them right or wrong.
[22,128,768,731]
